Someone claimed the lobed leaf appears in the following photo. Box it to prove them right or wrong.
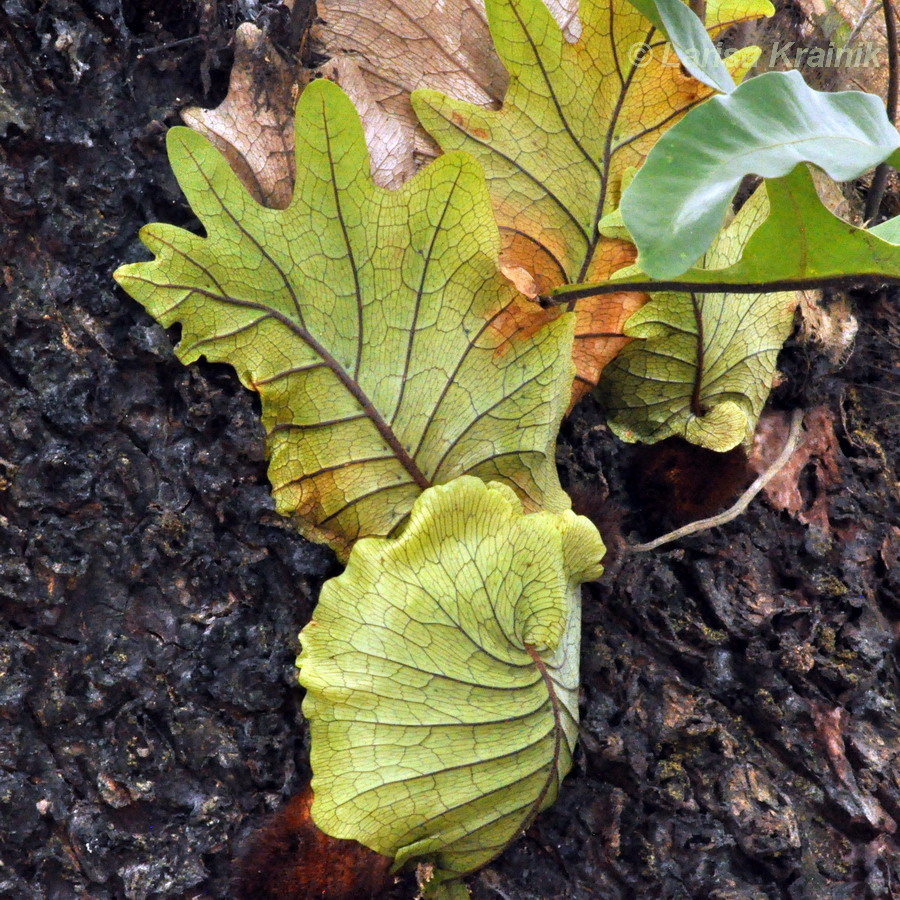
[598,185,798,451]
[315,0,583,145]
[622,69,900,279]
[412,0,767,395]
[297,475,605,898]
[412,0,765,285]
[115,79,574,559]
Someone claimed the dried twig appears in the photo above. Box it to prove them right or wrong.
[847,0,882,47]
[629,407,806,553]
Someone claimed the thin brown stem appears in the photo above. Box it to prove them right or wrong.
[864,0,899,222]
[689,293,706,418]
[542,273,900,306]
[522,645,563,832]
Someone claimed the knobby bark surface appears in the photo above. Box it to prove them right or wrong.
[1,2,898,899]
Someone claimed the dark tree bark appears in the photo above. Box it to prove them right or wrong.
[1,2,898,900]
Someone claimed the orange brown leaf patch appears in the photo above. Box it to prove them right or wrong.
[497,229,647,408]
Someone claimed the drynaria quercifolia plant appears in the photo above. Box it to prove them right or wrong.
[115,0,900,895]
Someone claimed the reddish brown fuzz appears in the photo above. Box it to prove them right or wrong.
[233,786,395,900]
[630,438,753,528]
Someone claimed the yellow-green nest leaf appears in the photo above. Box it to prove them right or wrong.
[297,475,605,897]
[598,185,798,451]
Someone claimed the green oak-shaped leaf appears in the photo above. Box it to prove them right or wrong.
[598,185,797,451]
[621,69,900,279]
[411,0,767,288]
[297,475,605,898]
[114,78,575,560]
[552,164,900,299]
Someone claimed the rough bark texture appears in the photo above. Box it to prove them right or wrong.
[1,2,898,899]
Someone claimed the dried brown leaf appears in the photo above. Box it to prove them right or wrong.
[182,23,304,209]
[319,56,417,188]
[183,21,424,200]
[314,0,579,162]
